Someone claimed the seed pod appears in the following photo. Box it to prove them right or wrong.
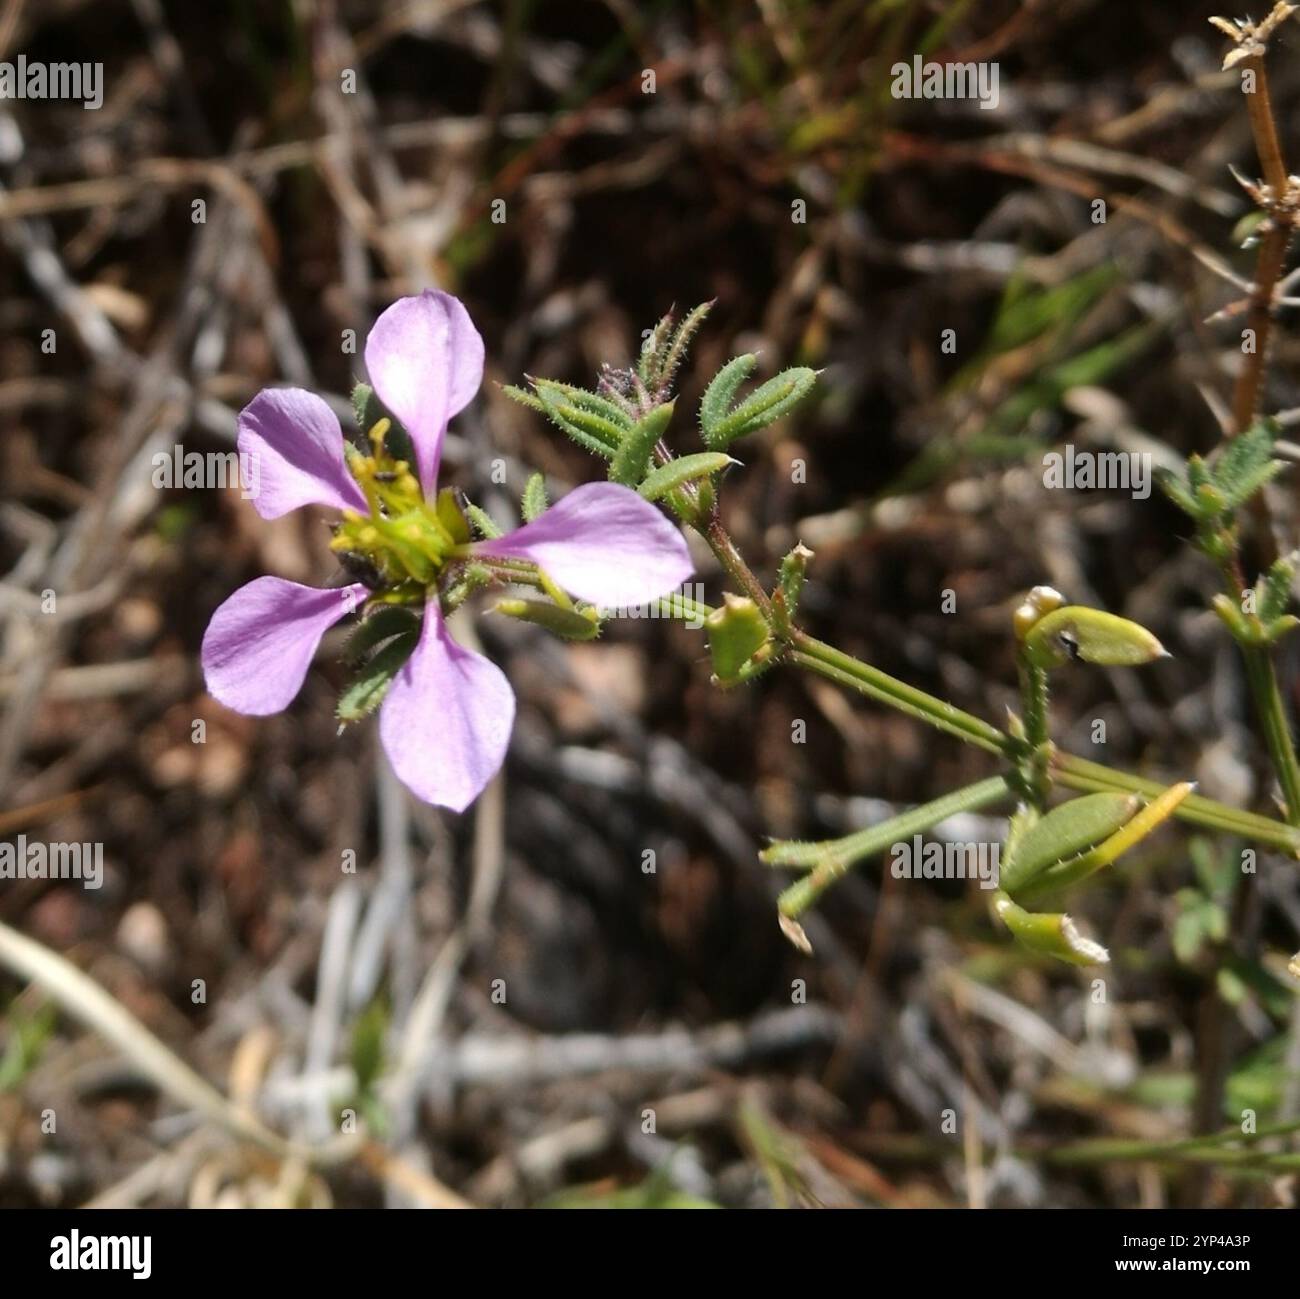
[1023,606,1168,669]
[1000,792,1140,894]
[993,892,1110,966]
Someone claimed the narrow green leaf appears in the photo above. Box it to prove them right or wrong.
[533,381,635,430]
[654,301,712,394]
[609,401,674,486]
[465,502,503,539]
[522,472,548,522]
[1000,792,1140,894]
[700,354,757,437]
[704,367,817,448]
[638,452,733,501]
[637,311,676,387]
[337,629,419,721]
[343,606,420,666]
[494,597,601,640]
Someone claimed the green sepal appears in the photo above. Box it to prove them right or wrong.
[638,452,734,501]
[337,628,420,721]
[494,598,601,640]
[351,381,414,464]
[1000,792,1140,895]
[993,892,1110,966]
[705,594,770,684]
[343,605,420,666]
[702,366,817,449]
[1022,606,1168,669]
[435,487,471,544]
[464,502,503,540]
[610,401,674,486]
[521,472,549,522]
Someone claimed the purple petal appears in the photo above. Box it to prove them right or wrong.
[237,388,367,519]
[364,291,484,492]
[202,577,366,715]
[379,605,515,812]
[477,482,693,607]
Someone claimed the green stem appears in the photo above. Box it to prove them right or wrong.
[790,632,1009,756]
[704,516,772,615]
[1241,643,1300,826]
[1052,751,1300,854]
[677,517,1300,857]
[1017,650,1051,809]
[774,775,1012,918]
[1048,1116,1300,1170]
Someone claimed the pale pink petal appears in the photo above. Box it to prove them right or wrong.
[477,482,693,607]
[202,577,367,715]
[379,605,515,812]
[237,388,367,519]
[364,290,485,492]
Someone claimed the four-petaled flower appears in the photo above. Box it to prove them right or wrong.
[201,291,693,810]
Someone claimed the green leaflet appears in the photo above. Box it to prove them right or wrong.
[521,472,548,522]
[639,302,712,395]
[494,597,601,640]
[699,354,757,438]
[337,628,420,721]
[343,606,420,666]
[702,366,817,449]
[609,401,674,486]
[511,380,633,458]
[1000,792,1140,895]
[638,452,734,501]
[464,502,503,539]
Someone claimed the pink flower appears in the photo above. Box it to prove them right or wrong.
[202,291,693,811]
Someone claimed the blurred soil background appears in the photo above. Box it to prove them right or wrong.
[3,0,1300,1207]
